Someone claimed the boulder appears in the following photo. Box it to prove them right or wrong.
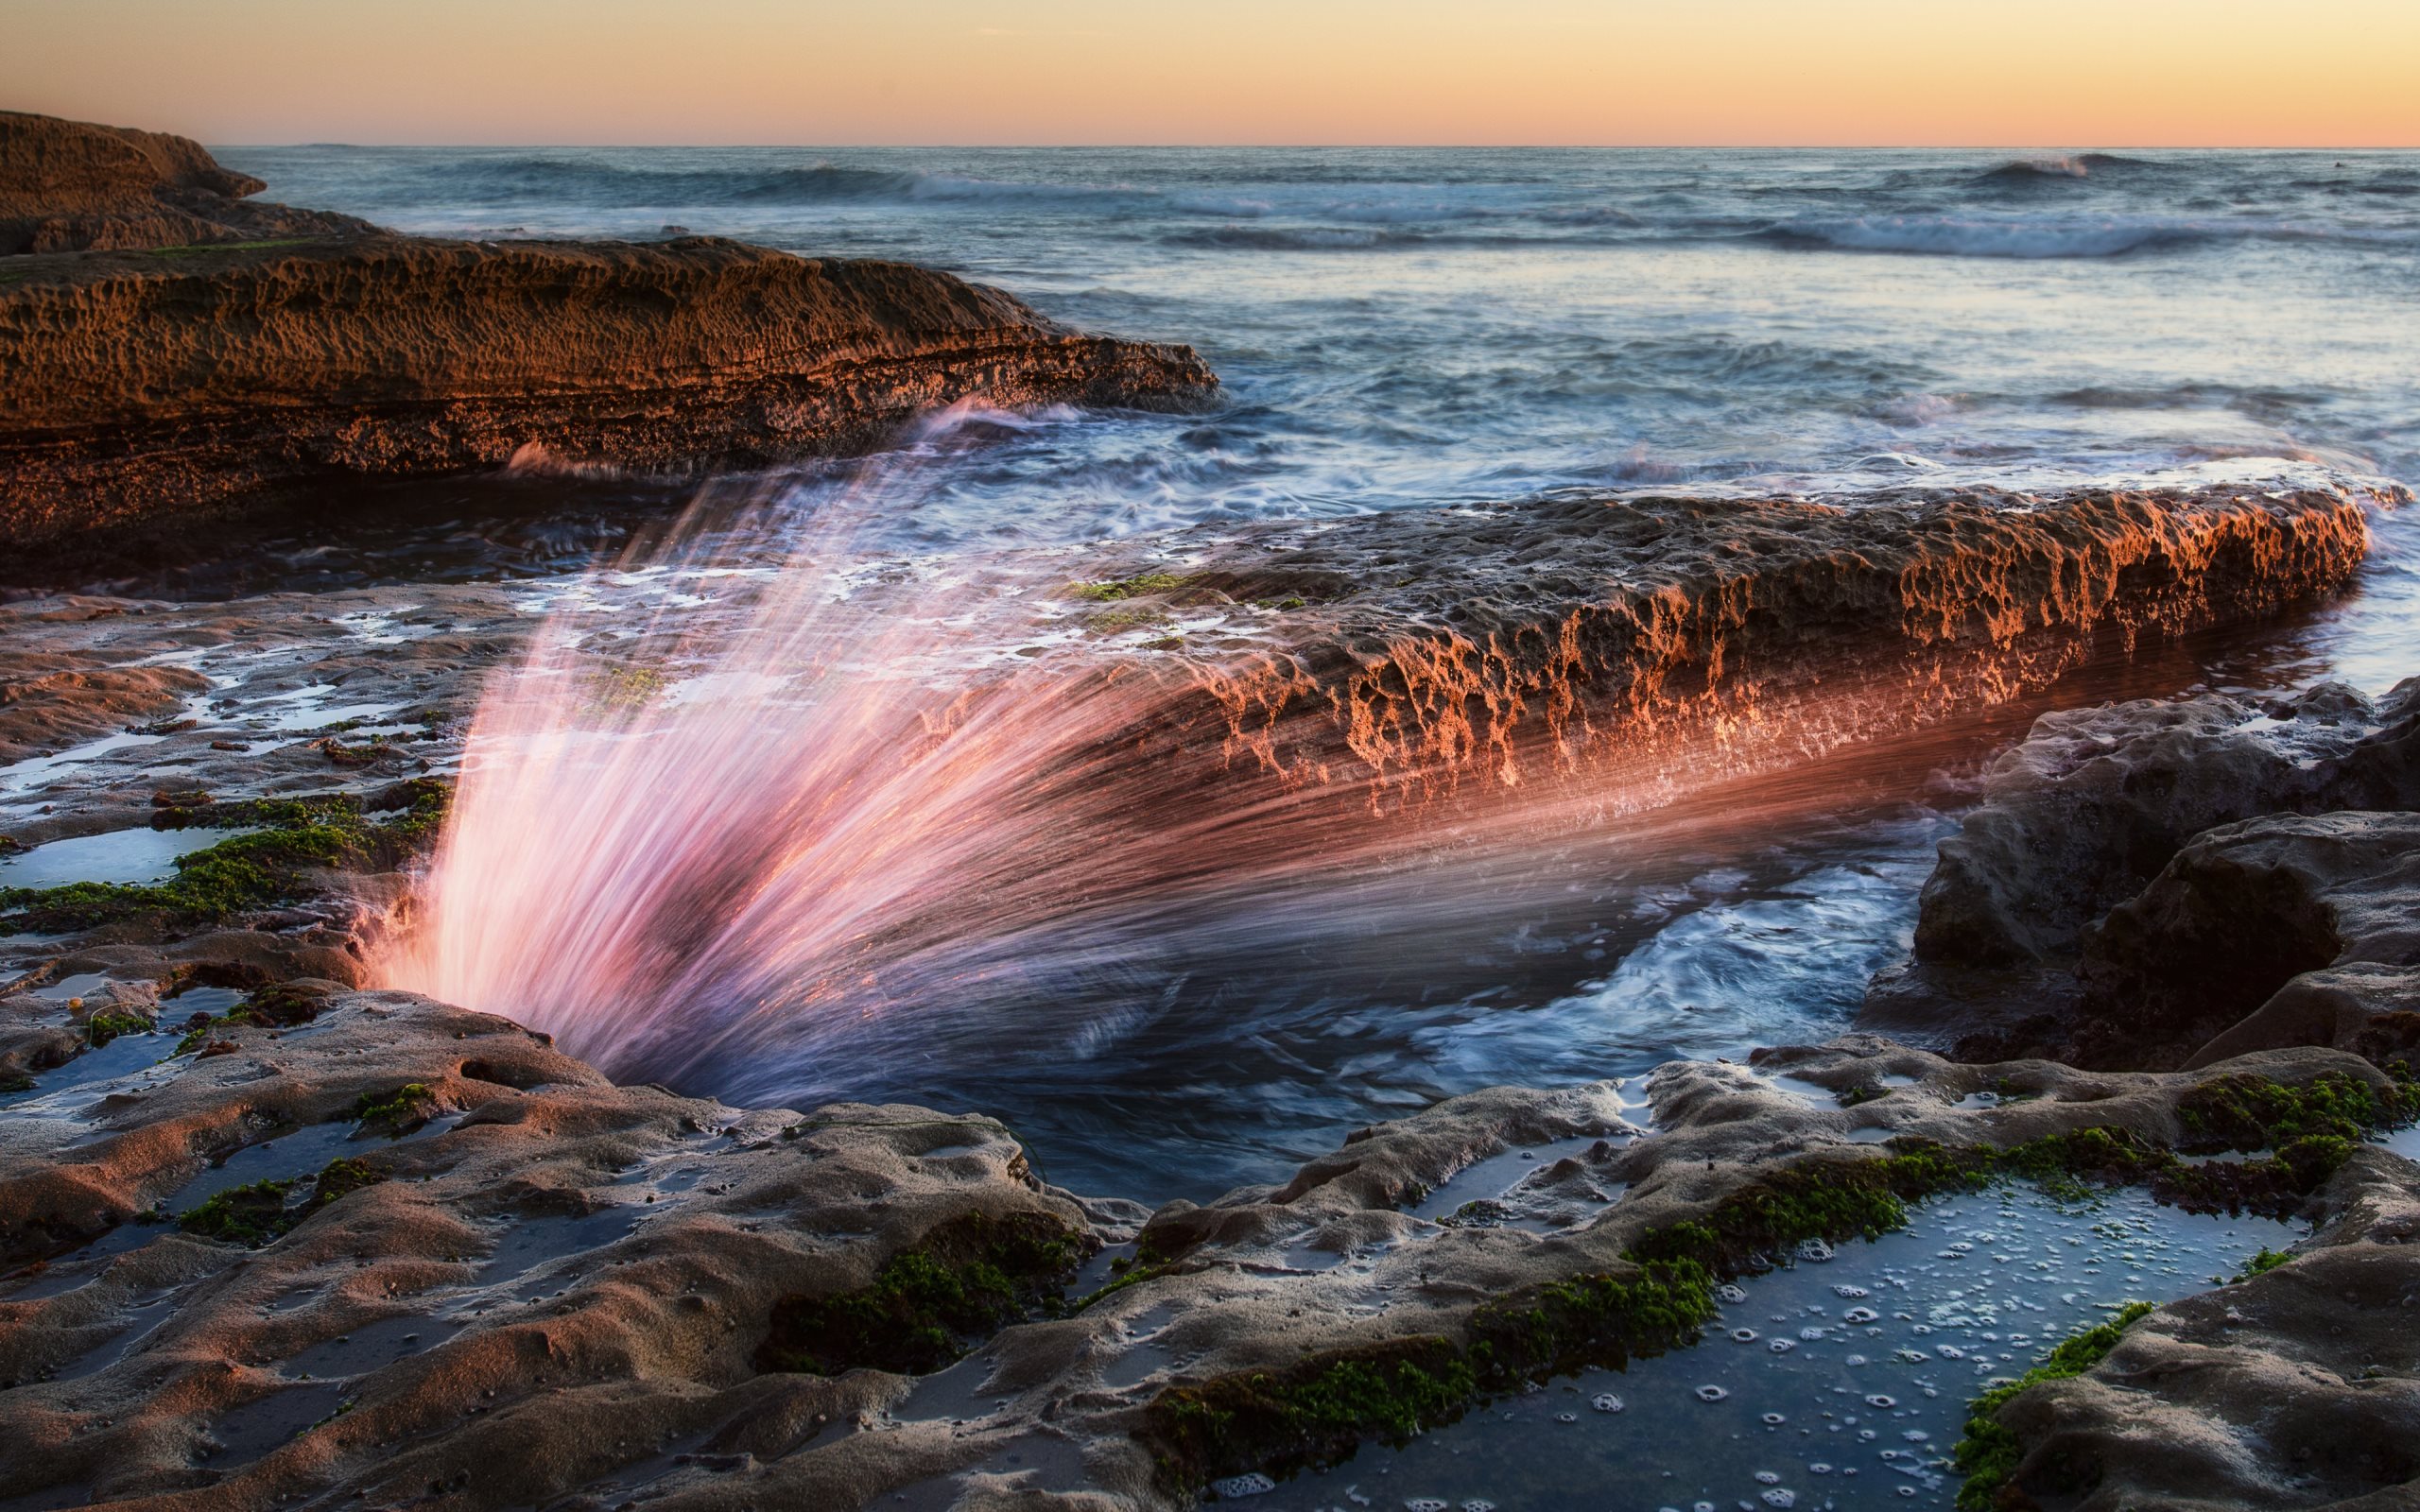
[1866,677,2420,1068]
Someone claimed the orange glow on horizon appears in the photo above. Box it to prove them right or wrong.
[8,0,2417,148]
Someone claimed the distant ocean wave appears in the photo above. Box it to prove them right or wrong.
[1164,224,1434,250]
[235,146,2420,276]
[451,156,1152,208]
[1754,214,2418,259]
[1976,151,2159,183]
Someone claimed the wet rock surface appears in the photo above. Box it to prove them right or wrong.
[1867,677,2420,1071]
[0,1006,2407,1512]
[1070,483,2378,813]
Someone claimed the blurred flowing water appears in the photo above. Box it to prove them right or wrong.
[216,144,2419,1197]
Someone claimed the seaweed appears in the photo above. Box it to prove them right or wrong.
[178,1177,297,1246]
[1951,1302,2153,1510]
[1068,572,1188,602]
[2175,1070,2418,1154]
[176,1157,388,1246]
[755,1211,1091,1377]
[352,1082,441,1134]
[84,1013,151,1047]
[1148,1338,1478,1480]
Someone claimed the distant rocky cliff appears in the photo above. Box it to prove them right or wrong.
[0,113,1218,545]
[0,110,371,253]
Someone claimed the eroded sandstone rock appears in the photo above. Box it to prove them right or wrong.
[0,232,1217,546]
[1913,678,2420,970]
[1063,483,2380,819]
[0,111,372,255]
[2087,810,2420,1070]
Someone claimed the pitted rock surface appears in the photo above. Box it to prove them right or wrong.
[0,111,372,256]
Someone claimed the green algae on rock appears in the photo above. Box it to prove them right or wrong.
[176,1155,389,1247]
[755,1210,1092,1377]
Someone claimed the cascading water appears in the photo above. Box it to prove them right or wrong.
[373,418,2384,1145]
[371,436,1923,1112]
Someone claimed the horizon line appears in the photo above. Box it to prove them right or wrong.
[212,140,2420,152]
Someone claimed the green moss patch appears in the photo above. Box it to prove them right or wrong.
[173,1005,264,1056]
[2176,1071,2417,1154]
[1068,571,1188,602]
[755,1211,1090,1377]
[177,1157,389,1246]
[1149,1337,1478,1480]
[352,1082,441,1134]
[84,1013,152,1048]
[591,664,668,709]
[167,986,322,1055]
[1951,1301,2152,1510]
[0,783,449,933]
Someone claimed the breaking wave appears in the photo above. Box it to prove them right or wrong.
[1977,151,2159,183]
[1755,214,2419,260]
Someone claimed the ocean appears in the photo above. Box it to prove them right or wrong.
[215,144,2420,1194]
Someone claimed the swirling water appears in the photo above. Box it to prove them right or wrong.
[219,144,2420,1197]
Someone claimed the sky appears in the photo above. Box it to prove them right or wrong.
[8,0,2417,146]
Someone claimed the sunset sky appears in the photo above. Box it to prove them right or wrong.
[9,0,2417,146]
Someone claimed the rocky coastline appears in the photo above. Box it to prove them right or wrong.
[1049,481,2379,817]
[4,482,2414,1509]
[2,111,2415,1512]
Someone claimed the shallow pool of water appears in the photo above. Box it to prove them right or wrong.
[0,828,245,890]
[1229,1186,2297,1512]
[0,1027,171,1111]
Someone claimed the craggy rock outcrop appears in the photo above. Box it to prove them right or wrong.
[0,232,1217,544]
[1977,1145,2420,1511]
[2087,811,2420,1070]
[1911,679,2420,969]
[1064,483,2379,814]
[1866,677,2420,1069]
[0,111,372,255]
[3,993,2408,1511]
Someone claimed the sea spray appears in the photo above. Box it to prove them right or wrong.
[372,449,2377,1113]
